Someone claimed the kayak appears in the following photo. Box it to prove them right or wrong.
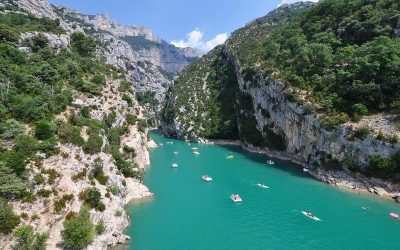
[390,213,399,219]
[302,211,321,221]
[257,183,269,189]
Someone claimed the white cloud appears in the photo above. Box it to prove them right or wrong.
[279,0,319,7]
[171,28,228,52]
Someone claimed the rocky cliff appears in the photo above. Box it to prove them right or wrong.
[162,1,400,201]
[13,0,202,121]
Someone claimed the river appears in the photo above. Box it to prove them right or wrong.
[126,132,399,250]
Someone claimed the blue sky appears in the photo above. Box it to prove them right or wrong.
[49,0,316,51]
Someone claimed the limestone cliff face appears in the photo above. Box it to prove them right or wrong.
[225,47,400,167]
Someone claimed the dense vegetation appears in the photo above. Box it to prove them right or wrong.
[163,47,239,139]
[263,0,400,120]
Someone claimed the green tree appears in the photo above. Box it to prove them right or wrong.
[13,225,49,250]
[70,32,96,57]
[14,135,39,156]
[0,163,26,198]
[62,207,95,249]
[83,133,103,154]
[35,120,56,140]
[0,152,27,175]
[0,119,25,140]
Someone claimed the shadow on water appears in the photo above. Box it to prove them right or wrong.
[215,143,314,180]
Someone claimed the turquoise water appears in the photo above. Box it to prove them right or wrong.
[126,132,400,250]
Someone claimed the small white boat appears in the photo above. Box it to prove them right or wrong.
[193,151,200,155]
[302,211,321,221]
[267,160,275,165]
[303,167,309,172]
[192,147,199,150]
[226,155,234,159]
[173,151,179,155]
[202,175,212,182]
[230,194,242,203]
[390,213,399,219]
[257,183,269,189]
[172,163,178,168]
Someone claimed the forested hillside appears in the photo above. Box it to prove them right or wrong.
[0,3,152,249]
[162,0,400,182]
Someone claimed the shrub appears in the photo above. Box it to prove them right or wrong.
[80,106,91,118]
[352,126,371,140]
[14,134,39,156]
[39,137,59,156]
[320,112,349,131]
[137,119,148,133]
[108,185,121,196]
[353,103,368,116]
[79,187,104,211]
[126,114,137,125]
[368,155,394,177]
[33,173,45,185]
[91,74,106,86]
[58,123,84,146]
[42,168,60,185]
[37,188,52,198]
[0,119,25,140]
[91,158,108,185]
[13,225,49,250]
[83,134,103,154]
[119,80,131,92]
[62,207,95,249]
[123,145,136,158]
[103,111,117,129]
[122,94,133,107]
[107,128,121,146]
[0,151,27,176]
[54,194,74,213]
[0,199,20,235]
[95,219,106,234]
[71,168,87,182]
[35,120,55,140]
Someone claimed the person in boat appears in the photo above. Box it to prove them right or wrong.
[306,211,314,217]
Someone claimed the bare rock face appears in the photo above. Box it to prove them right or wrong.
[20,32,70,50]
